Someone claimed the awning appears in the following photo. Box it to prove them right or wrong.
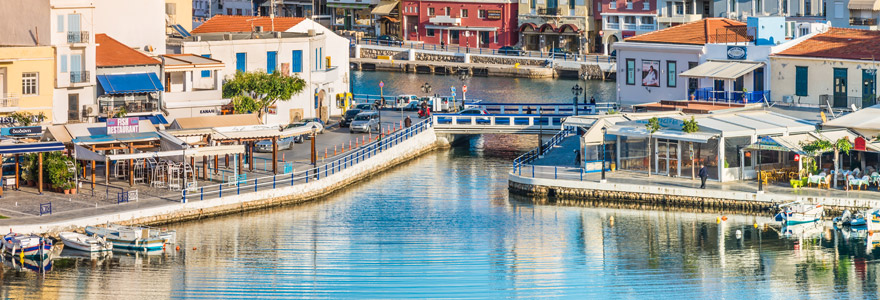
[424,25,499,32]
[73,144,106,161]
[849,0,880,10]
[72,132,160,145]
[97,73,164,94]
[0,142,65,154]
[582,120,608,145]
[45,125,73,143]
[327,3,371,9]
[371,0,399,15]
[679,60,764,80]
[606,126,716,143]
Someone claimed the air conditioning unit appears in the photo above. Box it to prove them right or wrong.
[83,104,99,117]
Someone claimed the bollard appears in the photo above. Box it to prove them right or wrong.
[183,190,187,203]
[254,178,258,192]
[291,173,295,186]
[306,170,309,183]
[219,185,222,198]
[532,165,535,177]
[554,166,558,179]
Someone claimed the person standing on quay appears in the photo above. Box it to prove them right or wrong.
[699,164,708,189]
[404,115,412,128]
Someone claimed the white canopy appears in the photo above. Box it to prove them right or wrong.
[679,60,764,80]
[105,145,245,161]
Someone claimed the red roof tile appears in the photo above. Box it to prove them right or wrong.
[625,18,748,45]
[191,15,306,34]
[96,34,160,67]
[774,27,880,60]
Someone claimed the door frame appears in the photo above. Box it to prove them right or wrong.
[833,67,848,108]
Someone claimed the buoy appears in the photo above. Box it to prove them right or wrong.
[193,247,197,250]
[735,230,742,239]
[754,222,758,228]
[721,216,728,221]
[716,217,721,223]
[609,216,614,222]
[176,245,180,251]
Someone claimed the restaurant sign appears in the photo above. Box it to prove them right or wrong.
[0,126,42,136]
[107,117,140,134]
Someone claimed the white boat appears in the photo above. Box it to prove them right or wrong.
[85,226,167,252]
[774,201,824,225]
[2,232,53,259]
[59,232,112,252]
[106,223,176,244]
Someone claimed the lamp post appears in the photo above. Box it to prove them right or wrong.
[538,107,543,157]
[457,68,470,111]
[601,126,607,183]
[571,84,583,116]
[757,136,763,193]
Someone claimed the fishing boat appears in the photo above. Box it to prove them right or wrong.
[85,226,166,252]
[774,201,824,225]
[2,233,53,259]
[833,209,868,227]
[106,223,176,244]
[59,232,112,252]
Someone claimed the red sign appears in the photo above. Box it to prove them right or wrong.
[794,154,800,162]
[379,81,384,88]
[463,85,468,93]
[855,136,867,151]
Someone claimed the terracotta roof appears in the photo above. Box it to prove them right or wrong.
[774,27,880,61]
[191,15,306,34]
[95,34,160,67]
[624,18,748,45]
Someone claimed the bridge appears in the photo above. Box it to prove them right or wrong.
[432,102,616,134]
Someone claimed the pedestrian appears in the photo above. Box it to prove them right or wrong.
[526,106,532,114]
[404,115,412,128]
[699,164,708,189]
[441,40,446,51]
[590,96,596,105]
[574,148,581,166]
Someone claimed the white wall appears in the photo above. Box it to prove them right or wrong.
[770,56,877,106]
[51,2,98,124]
[613,41,703,104]
[93,0,166,54]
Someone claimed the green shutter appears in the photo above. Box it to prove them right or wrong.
[795,66,808,96]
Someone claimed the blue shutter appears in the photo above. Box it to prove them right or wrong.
[57,15,64,33]
[68,14,80,42]
[267,51,277,73]
[319,48,323,69]
[291,50,302,73]
[236,52,246,72]
[795,66,808,96]
[70,54,82,73]
[200,54,211,77]
[314,49,318,71]
[60,55,68,73]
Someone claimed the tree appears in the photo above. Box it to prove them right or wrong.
[645,117,660,177]
[222,71,306,120]
[681,116,700,179]
[800,137,852,188]
[9,111,46,126]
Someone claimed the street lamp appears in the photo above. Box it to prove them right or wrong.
[571,84,583,116]
[457,68,470,111]
[601,126,607,183]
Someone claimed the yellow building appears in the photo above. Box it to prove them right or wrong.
[166,0,194,33]
[0,46,55,125]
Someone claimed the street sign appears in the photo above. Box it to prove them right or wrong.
[451,86,456,92]
[463,85,468,93]
[379,81,385,88]
[451,92,456,97]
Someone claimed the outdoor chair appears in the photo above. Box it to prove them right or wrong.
[817,174,831,189]
[849,175,870,191]
[872,172,880,189]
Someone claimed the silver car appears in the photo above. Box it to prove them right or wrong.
[349,111,380,133]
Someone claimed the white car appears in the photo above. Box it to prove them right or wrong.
[349,112,380,133]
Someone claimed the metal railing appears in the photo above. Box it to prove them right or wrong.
[512,126,574,169]
[538,7,562,15]
[850,18,877,26]
[70,70,89,83]
[693,88,769,104]
[511,127,612,180]
[353,39,616,63]
[67,31,90,43]
[180,118,434,202]
[0,94,19,109]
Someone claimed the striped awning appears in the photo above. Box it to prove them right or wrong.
[0,142,65,154]
[679,60,764,80]
[849,0,880,10]
[371,0,399,15]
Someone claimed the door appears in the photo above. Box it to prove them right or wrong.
[68,14,81,42]
[70,54,82,83]
[833,68,848,108]
[547,0,558,9]
[451,30,459,45]
[863,69,876,107]
[480,31,490,48]
[68,94,79,122]
[657,139,668,175]
[0,67,6,96]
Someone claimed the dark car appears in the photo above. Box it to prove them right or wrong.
[376,35,403,46]
[550,48,574,59]
[340,109,362,127]
[497,46,525,56]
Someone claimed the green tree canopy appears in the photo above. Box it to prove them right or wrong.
[646,117,660,134]
[681,116,699,134]
[222,71,306,119]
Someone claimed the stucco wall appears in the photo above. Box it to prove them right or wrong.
[0,46,56,123]
[0,0,51,46]
[770,56,877,107]
[93,0,166,54]
[614,42,702,103]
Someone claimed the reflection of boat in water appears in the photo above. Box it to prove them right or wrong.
[111,248,167,256]
[59,232,113,252]
[834,209,867,227]
[85,224,174,252]
[775,202,824,225]
[58,247,113,260]
[781,221,825,239]
[2,255,52,273]
[2,233,55,260]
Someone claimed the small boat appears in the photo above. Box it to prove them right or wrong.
[85,226,166,252]
[833,209,867,227]
[106,223,176,244]
[2,233,53,259]
[59,232,112,252]
[774,201,824,225]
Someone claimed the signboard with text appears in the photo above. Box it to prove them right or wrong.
[107,117,140,134]
[1,126,42,136]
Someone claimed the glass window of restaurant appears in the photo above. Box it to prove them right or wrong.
[724,136,752,170]
[693,138,719,180]
[618,136,649,172]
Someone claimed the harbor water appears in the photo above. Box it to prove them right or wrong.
[2,137,880,298]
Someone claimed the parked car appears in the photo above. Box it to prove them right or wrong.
[403,101,422,111]
[376,35,403,46]
[340,109,362,127]
[349,111,380,133]
[255,136,297,152]
[395,95,419,108]
[497,46,525,56]
[550,48,574,59]
[354,103,374,111]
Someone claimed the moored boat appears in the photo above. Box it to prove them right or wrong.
[85,226,166,252]
[774,202,824,225]
[2,233,53,259]
[59,232,112,252]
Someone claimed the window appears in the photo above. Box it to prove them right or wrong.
[60,55,68,73]
[626,59,635,85]
[609,1,617,9]
[641,16,654,24]
[479,10,487,18]
[494,31,498,43]
[667,61,677,87]
[227,8,232,15]
[201,54,212,77]
[598,0,602,11]
[624,16,636,24]
[461,9,468,17]
[428,7,434,16]
[427,28,435,36]
[782,0,788,13]
[626,0,633,9]
[267,51,277,73]
[570,0,576,9]
[675,2,684,14]
[236,52,246,72]
[834,2,843,17]
[643,1,650,9]
[795,66,808,96]
[444,7,450,15]
[57,15,64,32]
[608,16,620,23]
[22,73,38,95]
[236,8,242,15]
[166,3,177,15]
[531,0,536,9]
[291,50,303,73]
[729,0,735,12]
[805,0,811,15]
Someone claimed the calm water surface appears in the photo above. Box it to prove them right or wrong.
[2,136,880,299]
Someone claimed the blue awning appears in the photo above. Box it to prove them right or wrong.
[0,142,65,154]
[98,114,168,125]
[97,73,164,95]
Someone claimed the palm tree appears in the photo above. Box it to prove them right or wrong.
[645,117,660,177]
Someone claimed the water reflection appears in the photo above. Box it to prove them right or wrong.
[1,143,880,298]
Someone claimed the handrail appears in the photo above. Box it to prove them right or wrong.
[511,126,574,172]
[181,118,434,202]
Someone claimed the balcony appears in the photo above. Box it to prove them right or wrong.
[658,14,703,24]
[622,23,638,30]
[71,71,90,84]
[67,31,90,44]
[694,88,770,104]
[538,7,562,15]
[638,24,656,31]
[311,66,340,84]
[606,23,620,30]
[0,94,20,113]
[99,98,159,115]
[850,17,877,26]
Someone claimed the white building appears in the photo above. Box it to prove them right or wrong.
[93,0,166,55]
[185,15,350,125]
[161,54,227,120]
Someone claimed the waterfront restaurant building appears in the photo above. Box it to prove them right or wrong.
[94,34,164,120]
[594,111,816,182]
[400,0,519,49]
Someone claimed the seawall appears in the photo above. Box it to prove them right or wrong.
[10,128,447,234]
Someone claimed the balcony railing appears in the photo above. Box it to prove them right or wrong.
[638,24,656,31]
[693,88,769,104]
[99,99,159,115]
[71,71,89,84]
[0,94,20,112]
[606,23,620,30]
[622,23,638,30]
[850,17,877,26]
[538,7,562,15]
[67,31,89,43]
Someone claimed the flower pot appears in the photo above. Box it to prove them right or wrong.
[70,188,77,195]
[63,189,70,195]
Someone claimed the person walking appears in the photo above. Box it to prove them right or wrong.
[441,40,446,51]
[404,115,412,128]
[699,164,708,189]
[574,148,581,166]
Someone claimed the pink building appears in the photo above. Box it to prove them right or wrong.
[401,0,518,49]
[598,0,658,54]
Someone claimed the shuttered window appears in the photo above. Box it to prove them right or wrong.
[236,52,246,72]
[201,54,211,77]
[795,66,808,96]
[291,50,303,73]
[267,51,277,73]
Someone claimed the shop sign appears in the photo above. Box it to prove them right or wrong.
[487,10,502,19]
[855,136,867,151]
[1,126,41,136]
[727,46,747,60]
[107,117,140,134]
